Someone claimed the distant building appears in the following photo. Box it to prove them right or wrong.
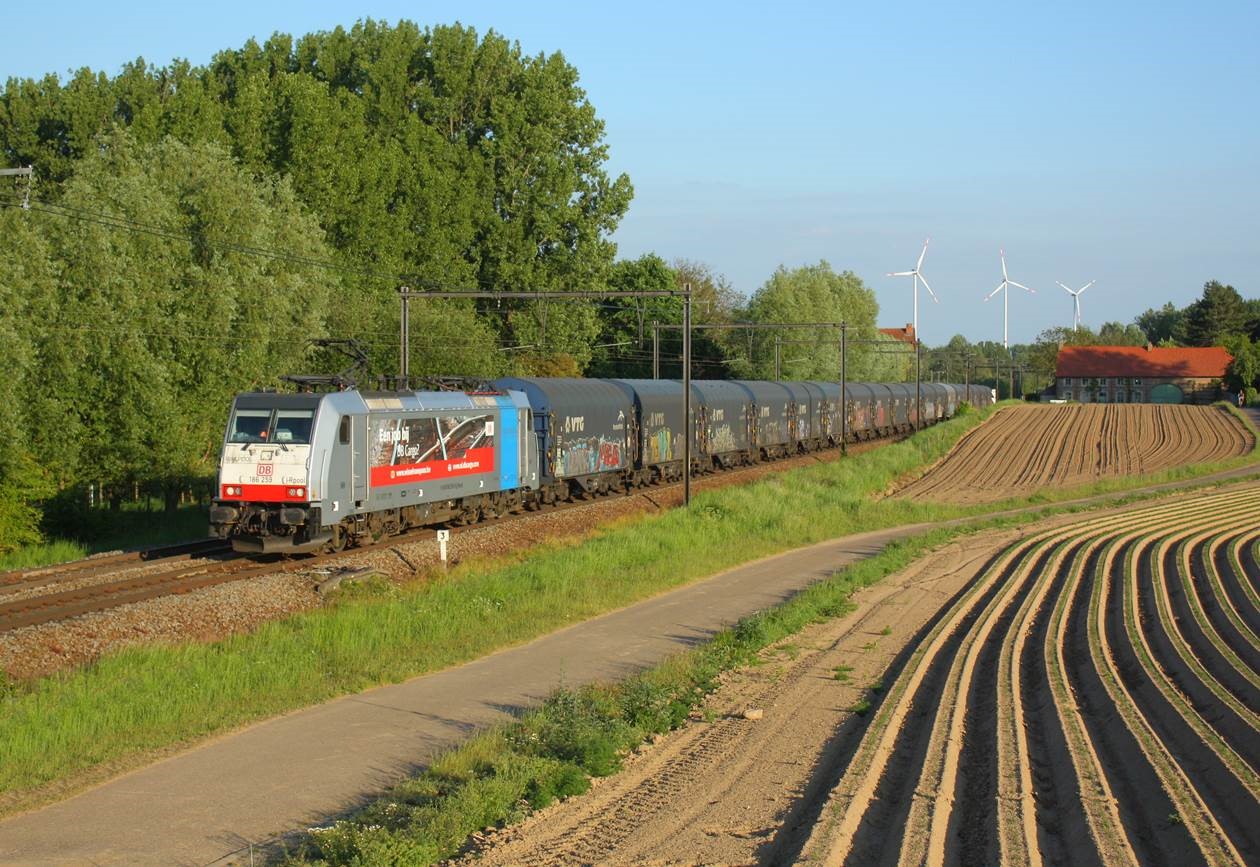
[879,323,917,345]
[1054,345,1233,404]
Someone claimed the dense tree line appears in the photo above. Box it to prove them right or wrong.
[922,280,1257,403]
[0,20,903,551]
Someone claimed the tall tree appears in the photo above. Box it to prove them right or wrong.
[737,262,884,380]
[1135,302,1185,345]
[0,19,632,377]
[2,131,336,511]
[1183,280,1247,346]
[1096,321,1147,346]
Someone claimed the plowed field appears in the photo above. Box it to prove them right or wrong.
[461,484,1260,865]
[897,404,1253,504]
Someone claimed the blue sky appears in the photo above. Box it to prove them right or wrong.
[5,1,1257,344]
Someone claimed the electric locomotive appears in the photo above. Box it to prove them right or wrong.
[210,386,535,553]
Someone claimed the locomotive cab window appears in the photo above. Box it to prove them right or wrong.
[228,408,315,444]
[273,410,314,444]
[339,416,351,444]
[229,409,272,443]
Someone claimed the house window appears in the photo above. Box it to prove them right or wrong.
[1063,377,1073,386]
[1098,391,1108,403]
[1132,378,1142,386]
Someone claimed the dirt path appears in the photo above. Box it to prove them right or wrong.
[461,483,1260,866]
[896,404,1253,504]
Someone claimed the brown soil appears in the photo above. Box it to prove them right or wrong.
[458,482,1260,866]
[896,404,1253,504]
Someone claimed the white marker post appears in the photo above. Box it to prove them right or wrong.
[436,529,450,569]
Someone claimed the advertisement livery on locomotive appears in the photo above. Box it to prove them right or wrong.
[210,378,993,553]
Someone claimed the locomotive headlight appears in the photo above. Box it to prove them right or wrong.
[296,487,305,498]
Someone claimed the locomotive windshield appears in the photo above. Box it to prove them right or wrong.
[228,408,315,445]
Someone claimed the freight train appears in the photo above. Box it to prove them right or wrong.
[209,378,992,553]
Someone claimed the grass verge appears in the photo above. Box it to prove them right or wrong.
[1,401,1257,818]
[0,506,210,572]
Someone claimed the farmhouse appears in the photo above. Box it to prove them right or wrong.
[879,323,917,345]
[1054,344,1233,404]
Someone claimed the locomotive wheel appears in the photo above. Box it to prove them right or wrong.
[328,524,348,553]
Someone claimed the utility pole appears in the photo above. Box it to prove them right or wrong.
[840,323,847,455]
[774,335,782,380]
[915,340,922,430]
[398,285,410,383]
[682,286,692,507]
[652,320,660,379]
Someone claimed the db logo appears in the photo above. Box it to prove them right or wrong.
[257,464,274,477]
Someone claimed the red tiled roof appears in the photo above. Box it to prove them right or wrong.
[1055,345,1233,378]
[879,324,916,344]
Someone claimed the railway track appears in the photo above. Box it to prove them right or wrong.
[800,485,1260,866]
[0,538,230,595]
[0,432,912,635]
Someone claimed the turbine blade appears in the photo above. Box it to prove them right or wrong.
[1056,281,1073,293]
[1000,248,1009,280]
[1009,280,1035,294]
[887,270,915,277]
[985,281,1005,300]
[919,272,939,302]
[1079,280,1095,294]
[916,237,930,271]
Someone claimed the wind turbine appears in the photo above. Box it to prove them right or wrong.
[886,237,938,340]
[984,248,1035,349]
[1056,280,1095,332]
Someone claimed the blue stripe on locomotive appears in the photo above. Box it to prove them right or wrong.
[495,394,520,489]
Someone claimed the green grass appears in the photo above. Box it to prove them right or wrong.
[0,539,91,572]
[0,505,210,572]
[1,399,1257,818]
